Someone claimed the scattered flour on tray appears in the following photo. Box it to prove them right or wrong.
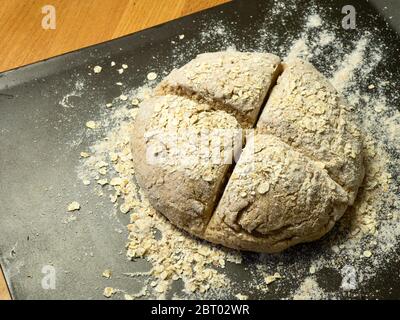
[293,277,326,300]
[59,80,85,109]
[306,14,323,28]
[73,2,400,299]
[331,36,370,92]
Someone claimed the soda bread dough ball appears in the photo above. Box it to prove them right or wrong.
[131,52,364,252]
[156,51,281,127]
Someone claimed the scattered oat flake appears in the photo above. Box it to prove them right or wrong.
[111,61,116,67]
[235,293,248,300]
[67,201,80,212]
[103,287,116,298]
[120,94,128,101]
[106,103,113,108]
[368,84,375,89]
[120,203,130,214]
[96,161,108,168]
[85,121,97,129]
[124,294,134,300]
[257,182,270,194]
[80,152,90,158]
[102,269,112,279]
[147,72,158,81]
[116,82,123,86]
[154,282,169,293]
[97,179,108,186]
[118,68,124,74]
[131,98,140,106]
[265,273,282,285]
[363,250,372,258]
[93,66,102,73]
[110,194,118,203]
[110,177,123,186]
[122,64,128,69]
[110,153,119,162]
[179,34,185,40]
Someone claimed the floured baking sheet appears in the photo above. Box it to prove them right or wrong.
[0,0,399,299]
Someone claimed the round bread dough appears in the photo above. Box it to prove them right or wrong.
[131,52,364,252]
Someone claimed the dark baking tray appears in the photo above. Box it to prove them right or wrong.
[0,0,399,299]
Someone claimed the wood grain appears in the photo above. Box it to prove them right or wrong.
[0,0,230,72]
[0,0,229,300]
[0,266,11,300]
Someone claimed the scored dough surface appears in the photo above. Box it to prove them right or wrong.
[131,52,364,252]
[204,133,349,253]
[131,94,242,236]
[257,59,364,204]
[157,51,281,127]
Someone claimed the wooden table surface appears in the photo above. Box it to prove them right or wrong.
[0,0,229,73]
[0,266,11,300]
[0,0,229,300]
